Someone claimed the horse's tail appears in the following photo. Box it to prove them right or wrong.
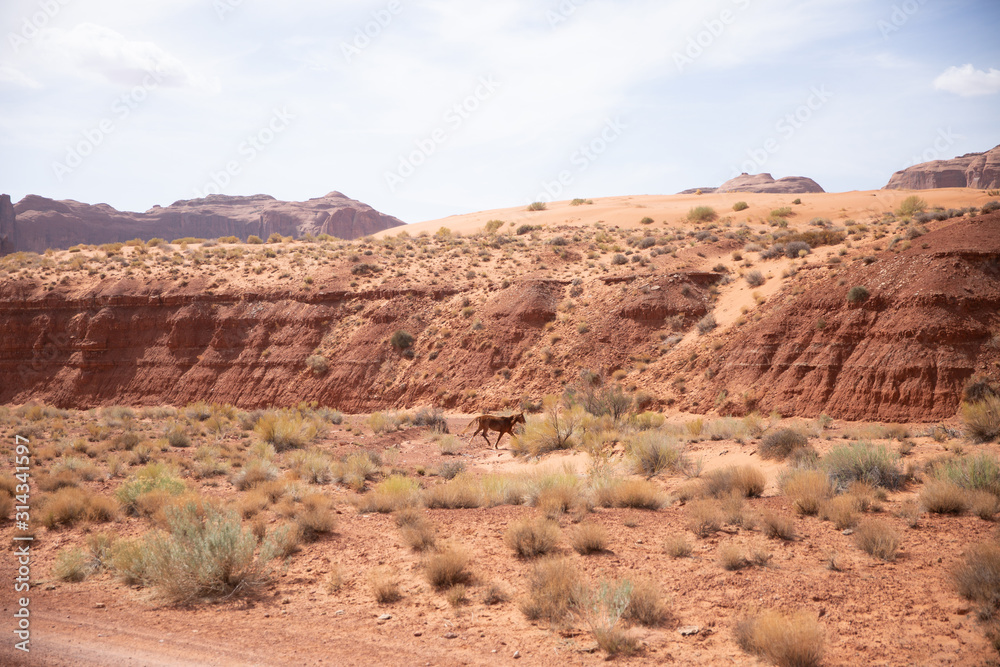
[458,417,480,435]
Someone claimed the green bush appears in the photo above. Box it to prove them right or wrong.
[140,502,286,602]
[846,286,870,304]
[390,330,414,350]
[733,201,749,212]
[759,428,809,460]
[687,206,717,223]
[115,464,185,515]
[823,441,901,491]
[896,195,927,217]
[527,201,547,211]
[929,452,1000,493]
[627,431,685,478]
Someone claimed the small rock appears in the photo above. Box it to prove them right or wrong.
[414,631,422,637]
[679,625,701,636]
[44,584,56,591]
[444,632,458,639]
[335,610,345,616]
[842,528,854,536]
[513,650,521,659]
[95,602,105,609]
[378,614,392,621]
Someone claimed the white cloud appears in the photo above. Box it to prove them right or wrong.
[0,63,41,89]
[35,23,217,90]
[934,64,1000,97]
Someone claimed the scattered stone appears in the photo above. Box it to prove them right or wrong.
[44,584,56,591]
[378,614,392,621]
[95,603,105,609]
[335,610,345,616]
[842,528,854,536]
[679,625,701,636]
[414,631,422,637]
[513,650,521,659]
[444,632,458,639]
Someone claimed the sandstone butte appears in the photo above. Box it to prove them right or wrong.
[678,172,825,195]
[0,191,405,255]
[884,144,1000,190]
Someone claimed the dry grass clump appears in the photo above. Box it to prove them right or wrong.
[969,490,1000,521]
[760,511,797,541]
[920,480,969,514]
[533,476,583,517]
[703,465,766,498]
[505,517,561,558]
[823,441,901,490]
[781,469,833,516]
[719,543,750,571]
[735,608,824,667]
[338,452,380,491]
[369,567,402,604]
[40,487,118,528]
[627,431,685,477]
[929,451,1000,495]
[425,546,472,589]
[576,579,641,657]
[961,395,1000,443]
[760,428,809,460]
[854,518,900,561]
[664,534,693,558]
[396,508,437,551]
[254,410,319,451]
[520,557,581,625]
[289,450,334,484]
[233,458,279,491]
[594,478,665,509]
[294,492,336,540]
[510,396,582,456]
[623,578,671,627]
[53,547,91,582]
[423,475,484,509]
[570,522,608,554]
[356,475,422,514]
[953,542,1000,610]
[686,498,723,537]
[819,495,859,529]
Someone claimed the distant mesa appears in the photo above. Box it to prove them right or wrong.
[678,173,825,195]
[884,144,1000,190]
[0,191,405,255]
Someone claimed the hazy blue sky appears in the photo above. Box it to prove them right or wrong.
[1,0,998,223]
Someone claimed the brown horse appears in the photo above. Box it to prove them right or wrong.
[461,413,526,449]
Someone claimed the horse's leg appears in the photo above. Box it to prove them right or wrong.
[480,430,492,447]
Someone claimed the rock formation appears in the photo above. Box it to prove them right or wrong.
[678,173,824,195]
[884,145,1000,190]
[3,191,404,254]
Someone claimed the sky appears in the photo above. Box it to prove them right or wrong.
[1,0,998,224]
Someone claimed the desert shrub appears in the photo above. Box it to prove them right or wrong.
[357,475,421,514]
[953,542,1000,609]
[982,200,1000,214]
[686,498,723,537]
[165,424,190,448]
[594,478,665,509]
[920,480,969,514]
[425,546,472,589]
[784,241,811,258]
[527,201,547,211]
[305,354,329,375]
[896,195,927,217]
[423,475,483,509]
[233,458,280,490]
[703,465,766,498]
[930,452,1000,494]
[770,206,793,218]
[611,253,628,265]
[389,329,414,350]
[733,201,749,211]
[744,269,765,287]
[369,567,401,603]
[397,508,436,551]
[854,518,900,561]
[115,464,185,515]
[413,406,448,433]
[688,206,717,223]
[505,517,560,558]
[664,534,693,557]
[761,511,797,540]
[511,396,582,456]
[962,395,1000,443]
[438,460,466,480]
[781,229,847,248]
[571,522,608,555]
[53,548,91,582]
[289,450,334,484]
[576,579,640,657]
[627,431,685,477]
[696,312,717,335]
[520,557,580,624]
[846,285,870,304]
[781,469,832,516]
[735,608,824,667]
[719,543,749,570]
[970,490,1000,521]
[823,441,901,491]
[254,411,318,451]
[294,493,336,540]
[141,502,285,602]
[760,428,809,460]
[820,494,860,529]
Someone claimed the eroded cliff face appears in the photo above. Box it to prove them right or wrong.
[3,191,404,254]
[696,213,1000,421]
[0,268,716,412]
[0,194,15,255]
[884,145,1000,190]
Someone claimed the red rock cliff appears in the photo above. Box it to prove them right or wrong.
[884,145,1000,190]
